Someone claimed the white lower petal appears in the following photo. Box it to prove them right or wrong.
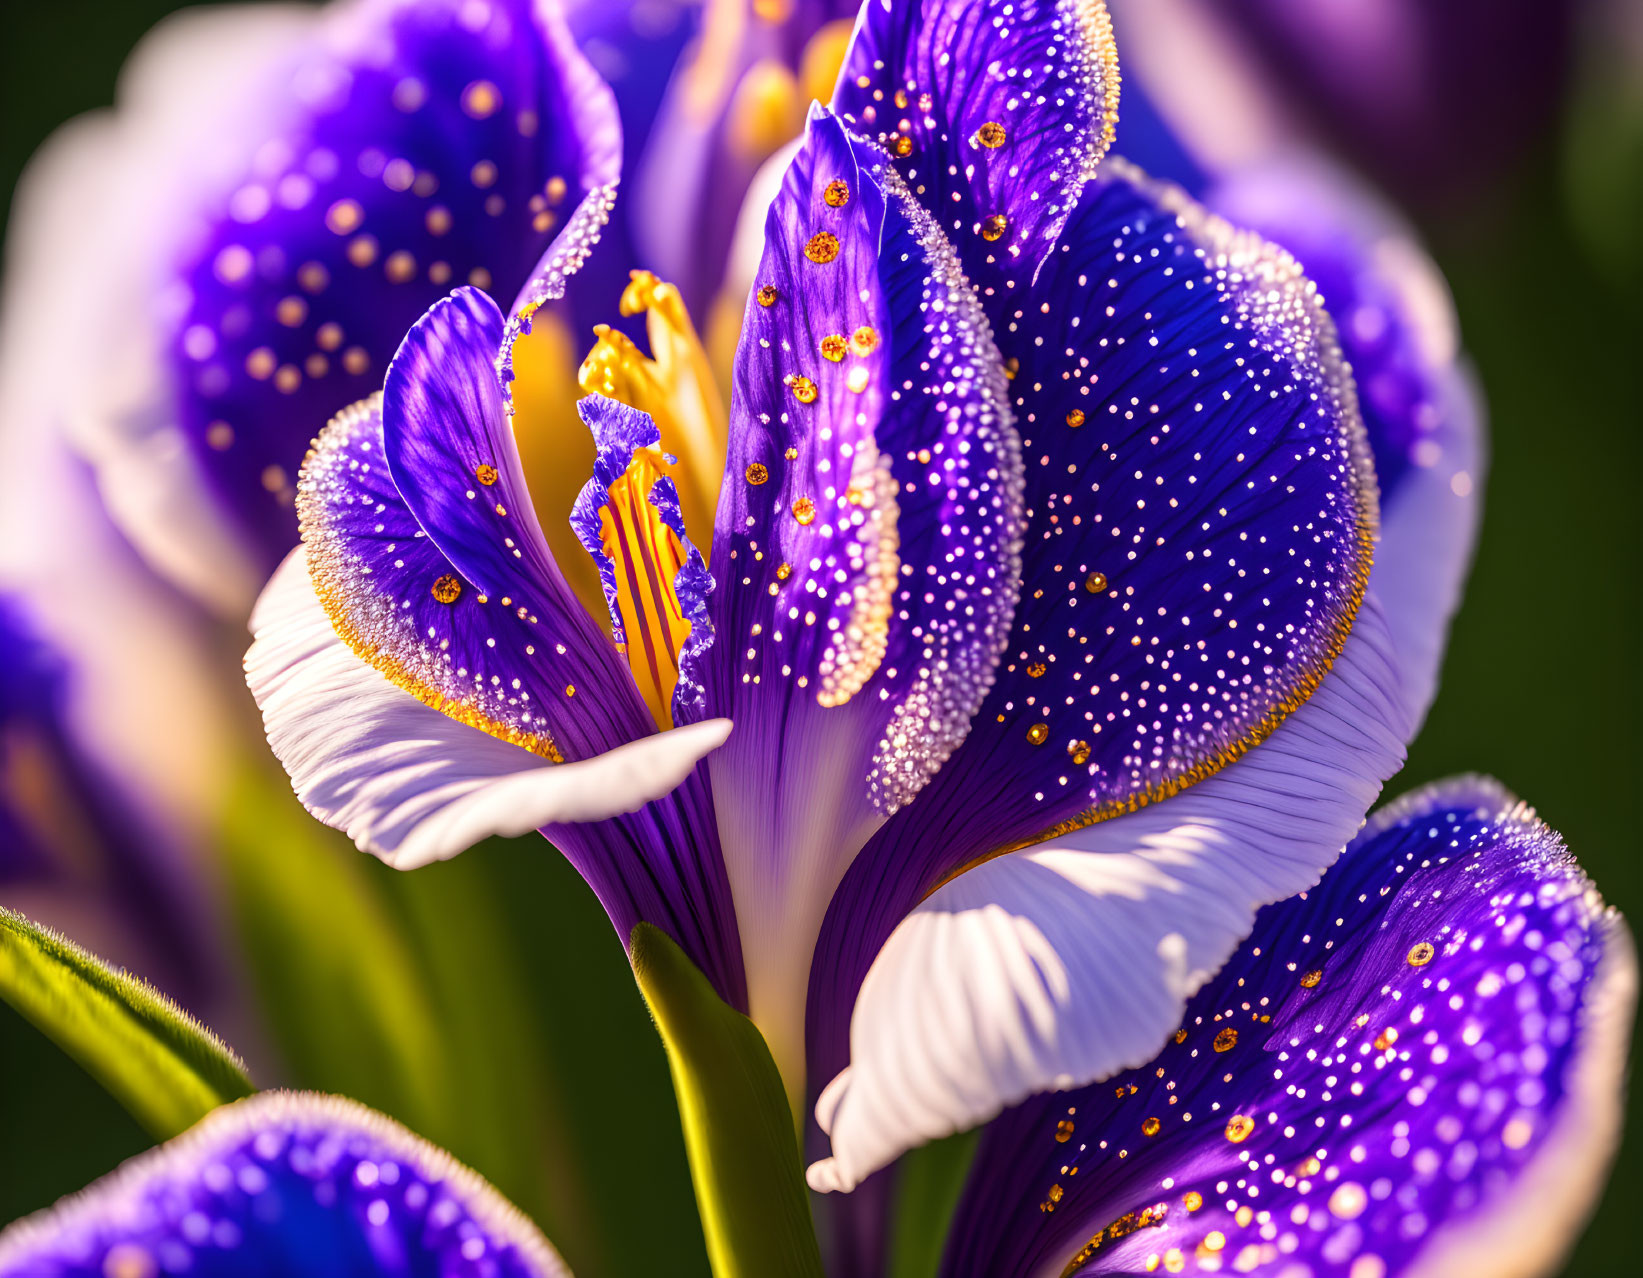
[808,594,1412,1193]
[246,549,731,870]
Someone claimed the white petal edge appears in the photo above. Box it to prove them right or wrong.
[0,1090,571,1276]
[246,548,732,870]
[807,593,1413,1193]
[1370,359,1484,734]
[1404,908,1635,1278]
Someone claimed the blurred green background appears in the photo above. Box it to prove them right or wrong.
[1,2,1638,1276]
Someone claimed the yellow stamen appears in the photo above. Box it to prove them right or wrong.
[729,60,801,162]
[592,444,694,729]
[578,271,727,554]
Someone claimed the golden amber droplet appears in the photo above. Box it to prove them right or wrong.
[820,334,848,362]
[981,213,1008,242]
[823,179,850,207]
[892,133,914,157]
[430,574,463,604]
[1068,740,1091,766]
[1055,1119,1075,1143]
[1374,1027,1399,1051]
[757,283,779,307]
[475,463,499,486]
[776,562,793,581]
[1407,941,1436,967]
[1003,357,1019,381]
[805,232,841,263]
[1141,1116,1161,1138]
[1213,1028,1238,1053]
[745,462,770,485]
[1085,570,1108,593]
[1224,1115,1255,1144]
[784,447,798,460]
[977,121,1007,148]
[849,325,879,356]
[1300,969,1323,989]
[1066,408,1086,428]
[788,375,819,404]
[1026,661,1047,678]
[893,88,909,109]
[1183,1191,1203,1212]
[1026,722,1050,745]
[791,497,816,525]
[1174,1028,1188,1044]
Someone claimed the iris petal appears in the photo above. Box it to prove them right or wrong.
[702,107,1025,1087]
[0,1091,571,1275]
[834,0,1121,262]
[932,778,1632,1278]
[1201,161,1483,731]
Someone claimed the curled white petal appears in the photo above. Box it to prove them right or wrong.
[247,549,731,869]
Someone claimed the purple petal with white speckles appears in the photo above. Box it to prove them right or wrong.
[809,161,1377,1048]
[0,1091,570,1277]
[165,0,618,584]
[834,0,1120,270]
[699,107,1023,1068]
[934,778,1634,1278]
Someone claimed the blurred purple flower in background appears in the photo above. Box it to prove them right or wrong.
[1112,0,1582,214]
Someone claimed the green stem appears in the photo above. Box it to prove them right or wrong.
[631,924,825,1278]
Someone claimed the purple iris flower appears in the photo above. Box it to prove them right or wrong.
[0,780,1627,1276]
[0,1092,569,1277]
[245,0,1484,1197]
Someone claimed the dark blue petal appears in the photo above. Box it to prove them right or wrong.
[939,779,1633,1278]
[818,161,1375,1028]
[700,106,1025,1080]
[169,0,619,580]
[0,1092,568,1276]
[1202,163,1482,729]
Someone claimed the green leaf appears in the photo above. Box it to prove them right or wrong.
[886,1129,980,1278]
[631,923,824,1278]
[0,906,253,1139]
